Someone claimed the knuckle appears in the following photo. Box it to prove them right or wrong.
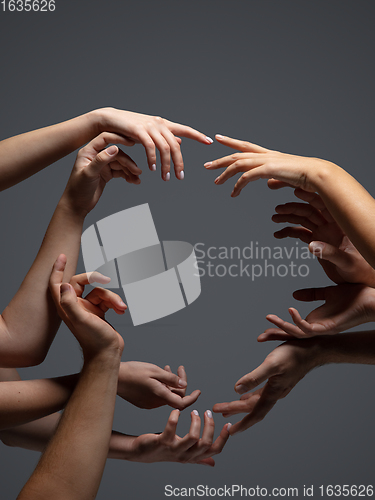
[154,116,164,124]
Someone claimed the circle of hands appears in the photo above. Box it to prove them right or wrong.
[50,130,375,466]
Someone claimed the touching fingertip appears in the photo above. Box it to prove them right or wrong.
[178,378,187,388]
[106,145,118,156]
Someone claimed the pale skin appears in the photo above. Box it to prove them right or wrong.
[205,135,375,269]
[213,332,375,435]
[0,108,212,367]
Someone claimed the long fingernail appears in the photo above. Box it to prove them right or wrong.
[204,162,212,168]
[178,379,187,388]
[206,410,213,418]
[106,145,118,155]
[206,136,214,144]
[151,164,156,171]
[216,134,224,140]
[165,172,170,181]
[193,409,199,416]
[235,384,247,394]
[178,170,184,180]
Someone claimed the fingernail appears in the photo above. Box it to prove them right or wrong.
[206,410,213,419]
[214,176,220,183]
[119,300,127,308]
[216,134,224,140]
[227,423,232,431]
[193,409,199,416]
[206,136,214,144]
[165,172,170,181]
[235,384,247,394]
[178,170,184,180]
[204,162,212,168]
[106,145,118,156]
[310,242,324,252]
[60,283,70,294]
[178,378,187,388]
[151,164,156,171]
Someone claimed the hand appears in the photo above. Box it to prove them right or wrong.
[258,283,375,340]
[213,340,320,434]
[62,132,142,217]
[99,108,214,181]
[204,135,333,197]
[128,409,230,466]
[118,363,201,410]
[49,255,125,357]
[272,188,375,286]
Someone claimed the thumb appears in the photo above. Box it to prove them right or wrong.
[156,368,187,389]
[59,283,84,324]
[85,145,119,178]
[309,241,351,268]
[234,361,277,395]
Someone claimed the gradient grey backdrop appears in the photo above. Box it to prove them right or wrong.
[1,1,374,498]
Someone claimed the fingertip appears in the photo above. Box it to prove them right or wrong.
[235,384,247,395]
[106,145,118,156]
[215,134,225,141]
[60,283,71,295]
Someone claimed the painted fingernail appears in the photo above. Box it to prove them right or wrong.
[178,170,185,180]
[204,162,212,168]
[178,378,187,388]
[151,164,156,171]
[193,409,199,416]
[227,423,232,431]
[216,134,224,140]
[106,145,118,155]
[235,384,247,394]
[206,136,214,144]
[165,172,170,181]
[206,410,213,419]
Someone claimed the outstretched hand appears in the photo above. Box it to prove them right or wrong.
[271,188,375,287]
[259,283,375,340]
[118,363,201,410]
[213,340,320,434]
[128,409,230,466]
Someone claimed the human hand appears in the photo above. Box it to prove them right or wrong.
[258,283,375,341]
[272,188,375,286]
[61,132,142,217]
[118,363,201,410]
[213,339,320,434]
[49,255,125,357]
[204,135,334,197]
[128,409,230,466]
[98,107,213,181]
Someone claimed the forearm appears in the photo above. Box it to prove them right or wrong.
[0,111,100,191]
[312,162,375,269]
[0,374,78,429]
[18,350,121,500]
[0,201,84,367]
[315,331,375,366]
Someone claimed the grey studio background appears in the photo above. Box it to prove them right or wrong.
[0,1,374,498]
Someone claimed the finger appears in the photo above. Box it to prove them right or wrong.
[84,145,119,178]
[288,308,327,335]
[49,254,67,306]
[292,287,327,302]
[257,330,294,342]
[214,159,260,185]
[229,391,276,435]
[204,153,249,171]
[271,213,317,232]
[170,365,187,397]
[161,410,180,443]
[309,241,353,269]
[108,149,142,176]
[177,411,201,452]
[274,202,326,226]
[187,410,215,459]
[84,287,127,314]
[164,119,213,145]
[234,360,279,394]
[159,127,185,180]
[294,189,335,223]
[164,365,172,372]
[179,390,201,410]
[59,283,84,324]
[153,366,187,389]
[147,127,172,181]
[134,128,157,171]
[80,132,137,157]
[70,272,111,296]
[198,458,215,467]
[231,167,268,197]
[206,423,231,457]
[265,314,306,338]
[213,394,260,416]
[214,134,268,153]
[273,227,313,245]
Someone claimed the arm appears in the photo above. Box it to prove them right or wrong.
[0,107,212,191]
[213,331,375,435]
[206,135,375,269]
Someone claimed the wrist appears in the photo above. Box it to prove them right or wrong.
[308,159,340,192]
[57,194,89,221]
[91,107,117,135]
